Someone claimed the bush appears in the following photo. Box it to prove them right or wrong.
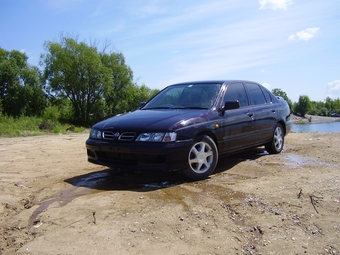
[0,115,86,137]
[43,106,60,123]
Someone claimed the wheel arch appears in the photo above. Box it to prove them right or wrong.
[193,130,219,151]
[277,120,286,136]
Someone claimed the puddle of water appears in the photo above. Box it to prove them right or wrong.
[201,184,245,201]
[29,168,252,226]
[284,154,307,167]
[284,154,340,168]
[256,150,269,156]
[142,181,179,189]
[29,170,183,226]
[28,186,93,227]
[70,172,110,188]
[29,172,112,227]
[148,179,246,212]
[28,148,339,233]
[220,173,253,181]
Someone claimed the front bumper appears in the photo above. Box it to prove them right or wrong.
[86,138,192,171]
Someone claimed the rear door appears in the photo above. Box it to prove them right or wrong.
[219,82,255,153]
[244,82,277,143]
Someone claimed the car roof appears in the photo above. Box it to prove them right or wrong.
[171,80,261,85]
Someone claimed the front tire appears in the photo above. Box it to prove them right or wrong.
[265,123,284,154]
[182,135,218,180]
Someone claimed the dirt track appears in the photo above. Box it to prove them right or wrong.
[1,132,340,254]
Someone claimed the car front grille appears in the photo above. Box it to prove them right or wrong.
[119,132,136,141]
[103,131,136,141]
[103,131,115,140]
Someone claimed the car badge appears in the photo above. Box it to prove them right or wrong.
[114,132,120,138]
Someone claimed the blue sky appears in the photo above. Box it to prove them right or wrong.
[1,0,339,102]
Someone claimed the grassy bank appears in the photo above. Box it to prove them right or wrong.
[0,115,86,137]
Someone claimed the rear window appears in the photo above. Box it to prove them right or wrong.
[261,87,272,103]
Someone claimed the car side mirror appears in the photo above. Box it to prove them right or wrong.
[220,100,240,114]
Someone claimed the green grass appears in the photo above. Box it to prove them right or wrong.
[0,115,87,137]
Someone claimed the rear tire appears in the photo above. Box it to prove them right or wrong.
[265,123,284,154]
[182,135,218,180]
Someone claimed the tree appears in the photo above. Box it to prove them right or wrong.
[41,38,112,125]
[333,98,340,114]
[41,37,161,124]
[0,48,46,117]
[309,100,325,116]
[272,88,292,111]
[123,83,160,113]
[134,84,159,105]
[324,97,334,116]
[294,95,311,117]
[100,52,135,116]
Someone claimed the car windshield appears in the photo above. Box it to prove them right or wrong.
[142,83,222,110]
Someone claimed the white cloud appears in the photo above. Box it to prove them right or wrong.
[129,7,297,87]
[288,27,320,41]
[137,3,166,18]
[288,34,295,40]
[20,49,31,57]
[90,5,104,18]
[259,0,292,10]
[326,80,340,98]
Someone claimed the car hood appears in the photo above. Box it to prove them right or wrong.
[93,109,214,132]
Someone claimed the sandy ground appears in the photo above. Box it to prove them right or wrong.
[1,130,340,255]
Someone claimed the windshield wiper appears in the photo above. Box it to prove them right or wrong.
[142,106,173,110]
[178,106,209,109]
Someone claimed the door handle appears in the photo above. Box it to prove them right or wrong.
[247,112,254,117]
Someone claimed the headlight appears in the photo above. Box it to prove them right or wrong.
[89,129,102,139]
[136,132,177,142]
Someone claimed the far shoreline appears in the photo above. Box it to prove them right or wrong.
[291,114,340,124]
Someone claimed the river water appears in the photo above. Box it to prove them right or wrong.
[291,121,340,133]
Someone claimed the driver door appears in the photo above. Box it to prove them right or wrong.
[219,82,255,153]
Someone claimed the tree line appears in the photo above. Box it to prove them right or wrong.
[1,37,159,126]
[1,37,339,127]
[272,88,340,117]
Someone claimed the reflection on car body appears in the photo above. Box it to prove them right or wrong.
[86,80,292,180]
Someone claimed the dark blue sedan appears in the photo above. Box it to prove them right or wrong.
[86,80,291,180]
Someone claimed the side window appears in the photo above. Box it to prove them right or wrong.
[224,83,249,107]
[261,87,272,103]
[245,83,266,105]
